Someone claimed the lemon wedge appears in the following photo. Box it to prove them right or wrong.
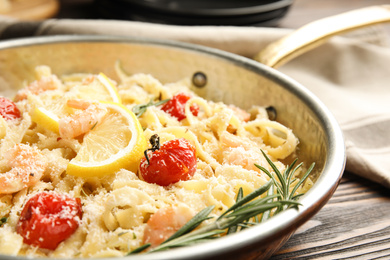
[66,102,147,177]
[32,73,121,134]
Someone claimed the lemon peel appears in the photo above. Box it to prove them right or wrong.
[96,73,121,104]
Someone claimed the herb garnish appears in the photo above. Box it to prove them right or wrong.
[0,217,7,226]
[90,121,98,131]
[255,150,315,213]
[132,99,170,118]
[129,151,314,254]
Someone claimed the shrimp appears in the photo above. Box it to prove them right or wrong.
[228,105,250,122]
[220,131,270,173]
[14,66,61,101]
[59,99,108,139]
[143,205,194,248]
[0,144,47,194]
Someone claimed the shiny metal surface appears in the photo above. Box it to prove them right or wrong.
[0,35,345,260]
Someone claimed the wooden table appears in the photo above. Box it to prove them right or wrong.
[274,1,390,259]
[273,172,390,259]
[49,0,390,258]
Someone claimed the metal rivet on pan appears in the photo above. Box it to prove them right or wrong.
[266,106,277,121]
[192,72,207,88]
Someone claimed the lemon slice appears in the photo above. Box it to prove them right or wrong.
[66,73,121,103]
[32,73,121,134]
[31,92,67,134]
[31,107,61,133]
[66,102,147,177]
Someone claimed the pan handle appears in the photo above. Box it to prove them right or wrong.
[254,5,390,68]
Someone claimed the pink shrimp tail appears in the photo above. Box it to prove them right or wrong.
[59,100,108,139]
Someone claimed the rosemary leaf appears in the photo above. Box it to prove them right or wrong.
[260,184,274,223]
[132,98,170,118]
[218,180,272,220]
[292,193,305,200]
[231,200,301,226]
[285,159,299,182]
[255,164,283,195]
[90,121,98,131]
[283,161,302,203]
[154,99,171,107]
[228,194,280,218]
[237,222,257,229]
[163,206,215,244]
[227,188,244,234]
[260,150,287,195]
[128,243,151,255]
[227,201,283,225]
[290,162,315,199]
[236,187,244,202]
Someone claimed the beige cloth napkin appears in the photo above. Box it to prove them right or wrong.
[1,17,390,187]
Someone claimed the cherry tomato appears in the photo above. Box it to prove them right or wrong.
[161,93,199,121]
[0,97,21,121]
[16,192,83,250]
[139,137,197,186]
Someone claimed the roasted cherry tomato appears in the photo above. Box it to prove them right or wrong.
[16,192,83,250]
[139,135,197,186]
[0,97,21,121]
[161,93,199,121]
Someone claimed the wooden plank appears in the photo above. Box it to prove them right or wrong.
[272,172,390,259]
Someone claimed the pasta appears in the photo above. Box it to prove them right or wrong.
[0,64,312,258]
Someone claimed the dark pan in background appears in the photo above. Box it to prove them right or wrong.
[93,0,293,26]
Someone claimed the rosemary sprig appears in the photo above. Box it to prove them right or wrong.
[132,98,170,118]
[129,150,314,254]
[255,150,315,213]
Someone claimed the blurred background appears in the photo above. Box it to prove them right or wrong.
[1,0,390,30]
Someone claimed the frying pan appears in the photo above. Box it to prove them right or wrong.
[0,5,389,260]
